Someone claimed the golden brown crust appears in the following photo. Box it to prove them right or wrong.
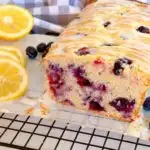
[47,90,145,122]
[57,101,139,122]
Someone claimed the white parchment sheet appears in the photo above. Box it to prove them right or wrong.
[0,35,149,141]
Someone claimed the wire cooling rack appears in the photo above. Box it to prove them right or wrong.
[0,113,149,150]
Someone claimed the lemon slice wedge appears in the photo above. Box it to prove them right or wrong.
[0,46,26,67]
[0,5,33,41]
[0,51,20,63]
[0,58,28,101]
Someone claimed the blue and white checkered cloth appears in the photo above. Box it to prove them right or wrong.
[9,0,86,33]
[7,0,150,33]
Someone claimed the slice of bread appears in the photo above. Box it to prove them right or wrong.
[44,0,150,122]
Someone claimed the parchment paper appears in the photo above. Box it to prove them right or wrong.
[0,35,149,141]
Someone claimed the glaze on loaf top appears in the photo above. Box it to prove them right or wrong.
[46,0,150,74]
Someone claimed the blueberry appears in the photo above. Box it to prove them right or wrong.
[72,66,85,77]
[42,42,53,58]
[109,97,135,114]
[26,46,37,59]
[76,47,90,56]
[113,60,124,75]
[47,63,64,96]
[143,97,150,111]
[137,26,150,34]
[42,49,49,58]
[89,101,105,111]
[46,42,53,49]
[120,58,133,65]
[37,43,47,53]
[77,76,91,87]
[70,65,92,87]
[103,21,111,27]
[113,57,133,75]
[49,72,60,84]
[49,64,63,73]
[96,84,107,92]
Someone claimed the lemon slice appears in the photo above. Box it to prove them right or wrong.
[0,5,34,41]
[0,46,26,67]
[0,58,28,101]
[0,51,20,63]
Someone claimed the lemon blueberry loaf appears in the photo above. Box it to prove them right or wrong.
[44,0,150,122]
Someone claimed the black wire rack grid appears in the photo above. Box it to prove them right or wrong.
[0,112,149,150]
